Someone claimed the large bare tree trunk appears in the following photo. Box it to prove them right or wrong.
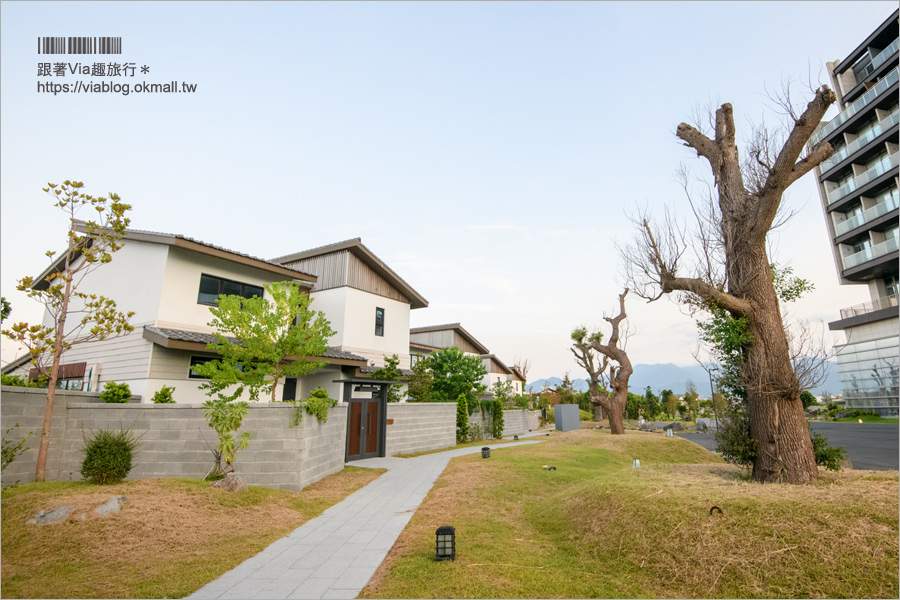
[631,88,835,483]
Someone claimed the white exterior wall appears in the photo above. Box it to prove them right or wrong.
[156,246,292,332]
[310,286,411,368]
[41,241,169,331]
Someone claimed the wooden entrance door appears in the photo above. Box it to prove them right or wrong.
[346,396,384,461]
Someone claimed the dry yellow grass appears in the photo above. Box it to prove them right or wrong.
[1,468,384,599]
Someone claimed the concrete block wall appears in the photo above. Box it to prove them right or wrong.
[469,409,541,439]
[385,403,456,456]
[1,386,348,491]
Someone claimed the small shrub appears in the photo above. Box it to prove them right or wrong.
[99,381,132,403]
[151,385,175,404]
[811,428,848,471]
[2,374,39,388]
[714,403,756,470]
[80,427,140,484]
[289,387,337,427]
[579,409,593,421]
[2,424,32,472]
[546,406,556,424]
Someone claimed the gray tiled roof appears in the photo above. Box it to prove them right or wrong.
[144,326,367,361]
[359,366,414,376]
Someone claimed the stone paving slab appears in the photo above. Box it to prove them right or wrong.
[187,440,543,600]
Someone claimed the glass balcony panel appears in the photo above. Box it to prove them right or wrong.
[828,152,899,205]
[842,235,900,270]
[834,192,900,237]
[811,67,900,145]
[820,109,900,172]
[870,38,900,74]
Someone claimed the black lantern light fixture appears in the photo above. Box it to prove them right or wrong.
[481,447,491,458]
[435,526,456,561]
[513,435,519,441]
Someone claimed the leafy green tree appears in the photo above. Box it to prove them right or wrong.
[407,355,433,402]
[429,346,487,413]
[800,390,817,410]
[625,392,643,420]
[643,387,661,419]
[662,389,679,420]
[192,281,335,403]
[683,380,700,420]
[491,397,504,439]
[0,297,10,324]
[370,354,404,403]
[491,380,515,409]
[557,372,577,404]
[2,181,133,483]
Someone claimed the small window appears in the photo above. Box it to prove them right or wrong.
[375,307,385,336]
[189,356,214,379]
[197,274,264,306]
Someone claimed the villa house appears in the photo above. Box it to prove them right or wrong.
[408,323,525,395]
[3,227,428,405]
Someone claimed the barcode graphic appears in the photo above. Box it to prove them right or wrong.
[38,37,122,55]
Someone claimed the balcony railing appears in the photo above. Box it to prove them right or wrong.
[820,109,899,173]
[842,235,900,270]
[839,295,899,319]
[834,193,900,237]
[827,152,899,205]
[811,67,899,145]
[854,39,900,83]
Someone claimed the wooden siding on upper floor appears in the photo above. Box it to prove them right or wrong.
[409,330,481,354]
[283,250,411,305]
[485,357,506,374]
[347,253,410,304]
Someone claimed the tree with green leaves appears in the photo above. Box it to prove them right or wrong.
[800,390,817,411]
[683,380,700,421]
[407,355,433,402]
[491,380,515,409]
[0,297,10,324]
[643,387,661,420]
[201,398,252,477]
[429,346,487,413]
[557,372,577,405]
[370,354,404,403]
[2,181,134,483]
[191,281,335,403]
[662,389,679,420]
[455,394,470,443]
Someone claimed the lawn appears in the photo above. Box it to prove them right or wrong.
[829,415,899,424]
[360,429,899,599]
[1,467,385,599]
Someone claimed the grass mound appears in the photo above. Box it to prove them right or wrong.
[361,429,898,599]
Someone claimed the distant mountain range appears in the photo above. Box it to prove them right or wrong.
[527,362,842,397]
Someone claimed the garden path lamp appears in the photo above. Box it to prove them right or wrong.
[435,526,456,561]
[481,447,491,458]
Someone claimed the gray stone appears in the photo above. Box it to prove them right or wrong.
[211,473,249,493]
[663,422,685,432]
[94,496,127,516]
[697,421,709,432]
[27,505,76,525]
[640,422,657,431]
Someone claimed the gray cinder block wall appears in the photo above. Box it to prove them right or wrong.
[2,387,463,489]
[468,409,542,439]
[385,403,456,456]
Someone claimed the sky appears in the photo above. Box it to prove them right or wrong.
[1,1,895,381]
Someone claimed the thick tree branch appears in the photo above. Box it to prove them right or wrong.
[752,86,836,237]
[676,123,720,177]
[662,276,751,316]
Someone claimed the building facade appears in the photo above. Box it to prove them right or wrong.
[813,10,899,415]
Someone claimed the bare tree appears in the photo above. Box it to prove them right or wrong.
[621,87,836,483]
[571,289,633,434]
[513,356,531,390]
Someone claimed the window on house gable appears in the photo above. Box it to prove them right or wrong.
[375,307,385,337]
[197,274,264,306]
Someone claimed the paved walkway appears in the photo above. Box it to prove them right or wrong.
[187,436,548,600]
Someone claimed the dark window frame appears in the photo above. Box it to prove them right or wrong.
[197,273,264,306]
[375,307,385,337]
[189,356,215,379]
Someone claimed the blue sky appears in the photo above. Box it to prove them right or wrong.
[1,1,895,380]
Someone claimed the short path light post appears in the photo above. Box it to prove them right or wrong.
[481,447,491,458]
[435,526,456,561]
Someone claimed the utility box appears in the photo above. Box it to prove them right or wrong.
[555,404,580,433]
